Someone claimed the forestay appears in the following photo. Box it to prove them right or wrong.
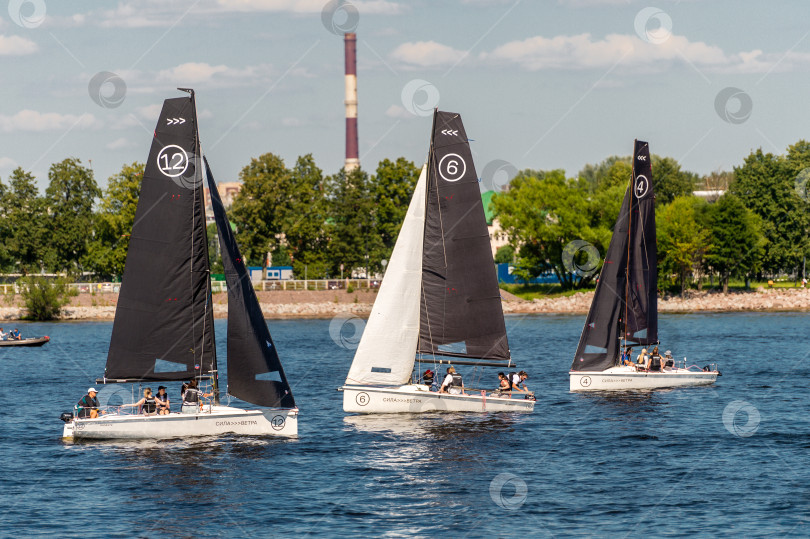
[205,158,295,408]
[345,166,427,385]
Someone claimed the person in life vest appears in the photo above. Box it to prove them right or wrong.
[439,367,465,395]
[496,372,512,397]
[155,386,171,415]
[422,369,434,386]
[181,379,212,414]
[122,388,158,416]
[509,371,530,393]
[647,346,662,372]
[76,388,102,418]
[663,350,675,369]
[636,348,648,370]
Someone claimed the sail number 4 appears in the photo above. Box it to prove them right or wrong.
[438,153,466,182]
[157,145,190,178]
[634,174,649,198]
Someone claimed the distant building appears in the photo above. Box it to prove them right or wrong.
[204,181,242,221]
[481,190,509,257]
[693,189,725,202]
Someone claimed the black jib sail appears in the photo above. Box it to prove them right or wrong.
[571,139,658,372]
[417,110,510,363]
[105,95,216,382]
[204,158,295,408]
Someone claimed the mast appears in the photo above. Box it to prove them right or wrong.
[180,87,219,404]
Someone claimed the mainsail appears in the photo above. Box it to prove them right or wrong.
[105,95,216,381]
[418,110,510,362]
[345,165,427,386]
[571,139,658,372]
[205,158,295,408]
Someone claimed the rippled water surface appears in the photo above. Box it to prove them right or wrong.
[1,313,808,537]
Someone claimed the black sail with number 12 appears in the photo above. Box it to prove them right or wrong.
[105,95,216,382]
[571,139,657,372]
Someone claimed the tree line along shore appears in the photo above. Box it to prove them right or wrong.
[2,287,809,322]
[1,139,807,309]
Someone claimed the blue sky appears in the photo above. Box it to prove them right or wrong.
[2,0,810,190]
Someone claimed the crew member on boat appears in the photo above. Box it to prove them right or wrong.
[122,388,158,416]
[155,386,170,415]
[422,369,434,386]
[664,350,674,369]
[181,379,212,413]
[439,367,465,395]
[636,348,648,370]
[647,347,662,372]
[510,371,530,393]
[0,328,6,340]
[496,372,511,395]
[76,388,102,418]
[9,328,21,340]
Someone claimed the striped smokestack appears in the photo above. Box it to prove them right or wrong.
[344,32,359,172]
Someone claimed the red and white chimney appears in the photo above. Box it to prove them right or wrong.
[344,32,359,172]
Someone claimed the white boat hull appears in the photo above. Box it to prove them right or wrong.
[341,384,535,414]
[62,405,298,440]
[570,366,718,391]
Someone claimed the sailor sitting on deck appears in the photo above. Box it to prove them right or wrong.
[635,348,648,370]
[663,350,675,369]
[122,388,158,415]
[621,347,634,366]
[439,367,465,395]
[647,347,662,372]
[76,388,102,418]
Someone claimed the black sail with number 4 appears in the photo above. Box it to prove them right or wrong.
[571,139,657,372]
[204,158,295,408]
[417,110,510,363]
[105,96,216,381]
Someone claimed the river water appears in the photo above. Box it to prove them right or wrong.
[0,312,807,537]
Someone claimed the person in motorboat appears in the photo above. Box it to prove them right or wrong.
[663,350,675,369]
[122,388,158,416]
[422,369,434,386]
[439,367,465,395]
[0,328,6,340]
[181,379,212,413]
[76,388,102,418]
[155,386,170,415]
[9,328,21,340]
[647,347,662,372]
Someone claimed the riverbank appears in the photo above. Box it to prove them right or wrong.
[1,287,809,321]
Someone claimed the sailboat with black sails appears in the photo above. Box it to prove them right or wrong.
[61,89,297,439]
[569,140,719,391]
[340,109,534,413]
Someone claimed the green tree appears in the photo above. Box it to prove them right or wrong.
[84,162,143,278]
[230,153,292,268]
[492,169,604,289]
[579,154,696,203]
[283,155,330,278]
[45,158,100,273]
[494,244,515,264]
[327,167,383,277]
[2,168,49,273]
[731,147,810,276]
[657,196,710,297]
[705,193,765,293]
[19,276,77,320]
[371,157,420,260]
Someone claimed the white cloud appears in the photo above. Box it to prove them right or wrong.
[0,34,38,55]
[105,137,131,150]
[479,33,810,74]
[156,62,274,86]
[0,111,100,132]
[389,41,466,69]
[0,157,18,170]
[384,104,413,119]
[215,0,402,14]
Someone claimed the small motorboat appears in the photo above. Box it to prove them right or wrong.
[0,336,49,347]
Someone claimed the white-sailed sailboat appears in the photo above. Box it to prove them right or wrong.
[569,140,719,391]
[340,109,534,414]
[61,89,298,439]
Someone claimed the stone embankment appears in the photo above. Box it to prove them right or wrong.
[1,287,809,321]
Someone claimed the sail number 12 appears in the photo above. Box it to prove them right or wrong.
[157,145,190,178]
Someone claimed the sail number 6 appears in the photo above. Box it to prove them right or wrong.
[157,145,190,178]
[438,153,466,182]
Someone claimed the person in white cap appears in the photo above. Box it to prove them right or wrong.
[77,388,101,418]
